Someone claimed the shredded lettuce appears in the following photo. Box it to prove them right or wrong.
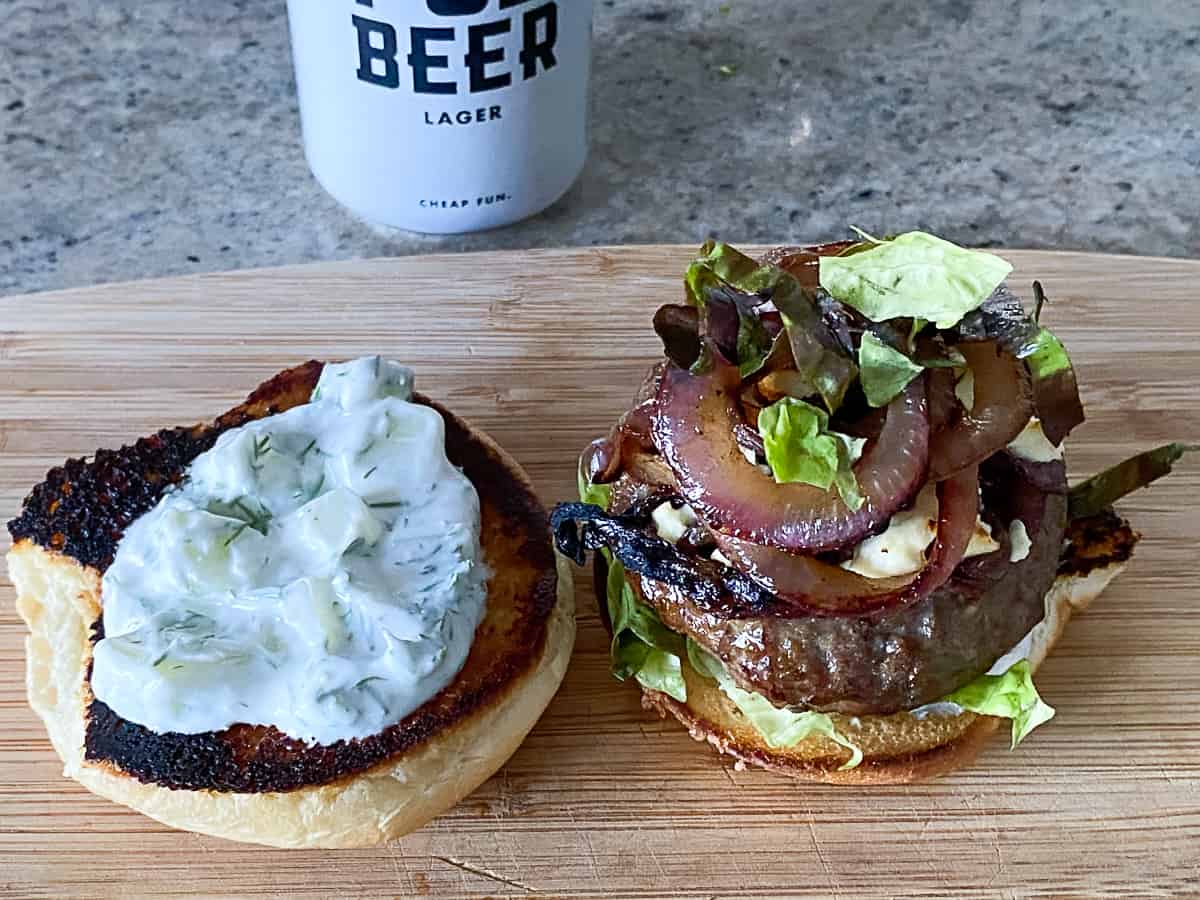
[685,240,771,303]
[686,636,725,680]
[819,231,1013,329]
[578,463,688,690]
[635,649,687,702]
[757,397,864,510]
[580,479,685,705]
[858,331,925,407]
[943,659,1055,748]
[688,640,862,769]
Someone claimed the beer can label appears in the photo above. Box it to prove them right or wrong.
[287,0,593,233]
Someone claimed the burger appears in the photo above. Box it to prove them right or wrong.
[553,232,1192,782]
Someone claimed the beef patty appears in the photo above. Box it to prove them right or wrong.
[556,453,1068,715]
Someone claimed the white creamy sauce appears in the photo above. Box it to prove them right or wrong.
[1008,519,1033,562]
[711,548,733,567]
[652,502,698,544]
[654,490,1000,583]
[1008,417,1064,462]
[91,357,487,745]
[841,484,1000,579]
[650,502,735,567]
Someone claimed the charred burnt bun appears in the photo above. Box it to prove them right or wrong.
[555,235,1189,782]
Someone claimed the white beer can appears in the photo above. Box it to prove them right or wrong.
[286,0,594,233]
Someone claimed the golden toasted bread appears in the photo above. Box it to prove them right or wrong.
[6,361,574,847]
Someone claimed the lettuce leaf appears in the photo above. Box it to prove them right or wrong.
[943,659,1055,748]
[819,231,1013,329]
[1068,442,1199,519]
[858,331,925,407]
[687,637,726,680]
[684,243,776,378]
[577,460,612,510]
[635,649,687,702]
[758,397,864,510]
[688,640,862,769]
[582,454,693,696]
[603,550,687,686]
[685,240,771,302]
[686,241,857,408]
[1023,326,1072,381]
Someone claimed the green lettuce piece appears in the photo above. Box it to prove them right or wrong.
[943,659,1055,748]
[577,459,612,509]
[775,293,859,412]
[907,317,928,352]
[609,627,652,681]
[1023,326,1072,380]
[1068,443,1199,520]
[604,551,687,686]
[819,231,1013,329]
[758,397,864,510]
[688,640,862,769]
[684,242,776,378]
[1017,326,1084,447]
[687,637,725,680]
[831,439,866,511]
[635,649,687,702]
[858,331,925,407]
[685,240,769,303]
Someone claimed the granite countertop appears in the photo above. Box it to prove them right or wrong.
[1,1,1197,296]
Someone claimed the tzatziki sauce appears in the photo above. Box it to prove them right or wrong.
[91,357,488,745]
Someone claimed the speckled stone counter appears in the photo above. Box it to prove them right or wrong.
[1,0,1197,295]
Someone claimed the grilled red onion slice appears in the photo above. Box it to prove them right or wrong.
[928,341,1033,481]
[713,464,980,616]
[580,440,614,488]
[652,356,930,554]
[584,365,664,486]
[953,285,1084,446]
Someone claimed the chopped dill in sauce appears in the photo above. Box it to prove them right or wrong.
[90,357,488,746]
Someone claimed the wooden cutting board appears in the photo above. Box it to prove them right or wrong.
[2,248,1198,899]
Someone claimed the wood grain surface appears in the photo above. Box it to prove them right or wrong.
[1,247,1198,899]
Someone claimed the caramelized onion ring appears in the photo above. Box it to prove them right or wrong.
[584,365,664,486]
[714,464,980,616]
[928,342,1033,481]
[652,356,929,554]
